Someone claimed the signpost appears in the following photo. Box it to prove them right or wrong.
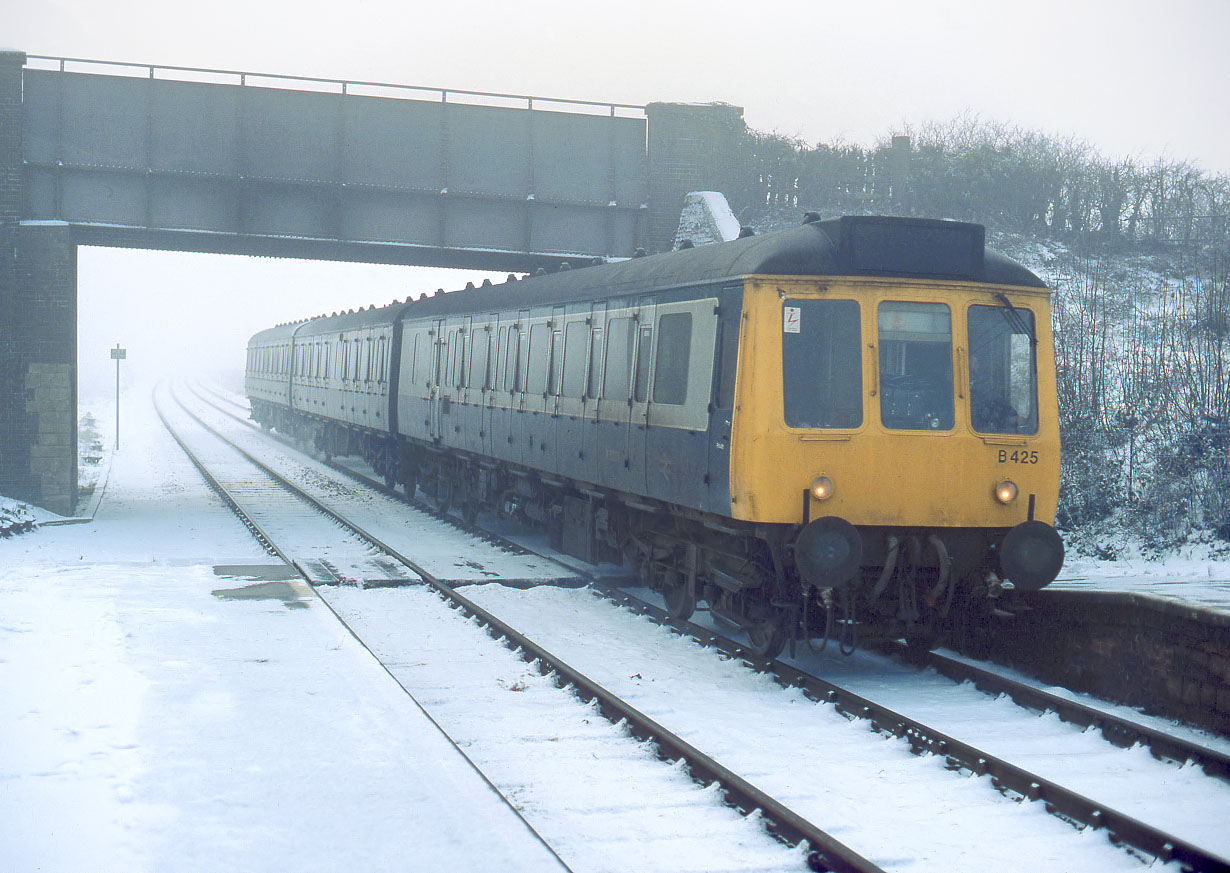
[110,344,126,450]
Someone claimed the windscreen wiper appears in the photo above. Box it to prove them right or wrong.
[994,293,1037,347]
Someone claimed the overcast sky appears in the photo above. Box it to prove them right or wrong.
[7,0,1228,401]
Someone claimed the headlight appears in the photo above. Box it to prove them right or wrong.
[810,476,835,500]
[994,480,1019,504]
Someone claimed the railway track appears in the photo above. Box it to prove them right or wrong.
[194,382,1230,768]
[160,382,878,873]
[183,381,1230,871]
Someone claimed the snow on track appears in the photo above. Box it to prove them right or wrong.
[159,385,418,584]
[323,585,811,873]
[462,584,1186,873]
[780,643,1230,857]
[178,384,574,586]
[0,382,571,873]
[175,385,815,871]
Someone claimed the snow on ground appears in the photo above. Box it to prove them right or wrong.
[0,382,568,873]
[4,378,1230,871]
[1054,548,1230,613]
[0,496,36,534]
[461,584,1168,872]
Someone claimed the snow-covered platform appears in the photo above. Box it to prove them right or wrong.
[0,390,568,872]
[1050,553,1230,622]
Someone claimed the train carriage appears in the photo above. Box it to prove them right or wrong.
[247,214,1064,657]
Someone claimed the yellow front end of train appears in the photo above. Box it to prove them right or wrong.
[728,276,1060,537]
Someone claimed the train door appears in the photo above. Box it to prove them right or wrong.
[595,300,652,494]
[511,309,530,465]
[645,297,719,506]
[626,298,656,494]
[480,316,501,459]
[582,303,606,486]
[429,319,446,442]
[449,317,473,451]
[595,304,631,491]
[464,316,489,455]
[524,313,552,437]
[705,286,742,514]
[491,312,522,464]
[555,310,589,481]
[545,308,565,474]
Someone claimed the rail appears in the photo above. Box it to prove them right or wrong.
[597,588,1230,873]
[24,54,647,118]
[193,381,1230,871]
[173,382,884,873]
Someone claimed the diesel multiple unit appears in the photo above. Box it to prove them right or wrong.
[247,215,1064,656]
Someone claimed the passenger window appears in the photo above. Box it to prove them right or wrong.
[471,329,490,390]
[495,327,508,390]
[653,313,692,405]
[517,320,530,393]
[549,328,564,396]
[968,305,1038,435]
[504,328,521,392]
[587,328,604,398]
[783,299,862,428]
[604,318,633,400]
[562,322,588,397]
[527,322,551,394]
[634,325,653,403]
[878,301,953,430]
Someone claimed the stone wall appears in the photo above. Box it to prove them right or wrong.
[988,590,1230,736]
[646,103,747,253]
[0,51,23,226]
[1,52,78,514]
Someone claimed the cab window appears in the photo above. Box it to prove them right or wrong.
[968,304,1039,434]
[782,299,862,428]
[878,301,953,430]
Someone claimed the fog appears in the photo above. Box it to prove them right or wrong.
[76,247,502,404]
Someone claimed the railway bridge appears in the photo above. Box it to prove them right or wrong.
[0,51,746,514]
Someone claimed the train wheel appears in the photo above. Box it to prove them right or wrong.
[904,625,938,657]
[747,617,788,659]
[662,574,696,622]
[436,474,452,515]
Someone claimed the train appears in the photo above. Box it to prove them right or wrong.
[246,214,1064,657]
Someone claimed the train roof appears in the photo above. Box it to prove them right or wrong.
[248,215,1047,344]
[248,301,405,345]
[397,215,1046,320]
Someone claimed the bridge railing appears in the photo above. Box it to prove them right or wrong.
[25,54,647,119]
